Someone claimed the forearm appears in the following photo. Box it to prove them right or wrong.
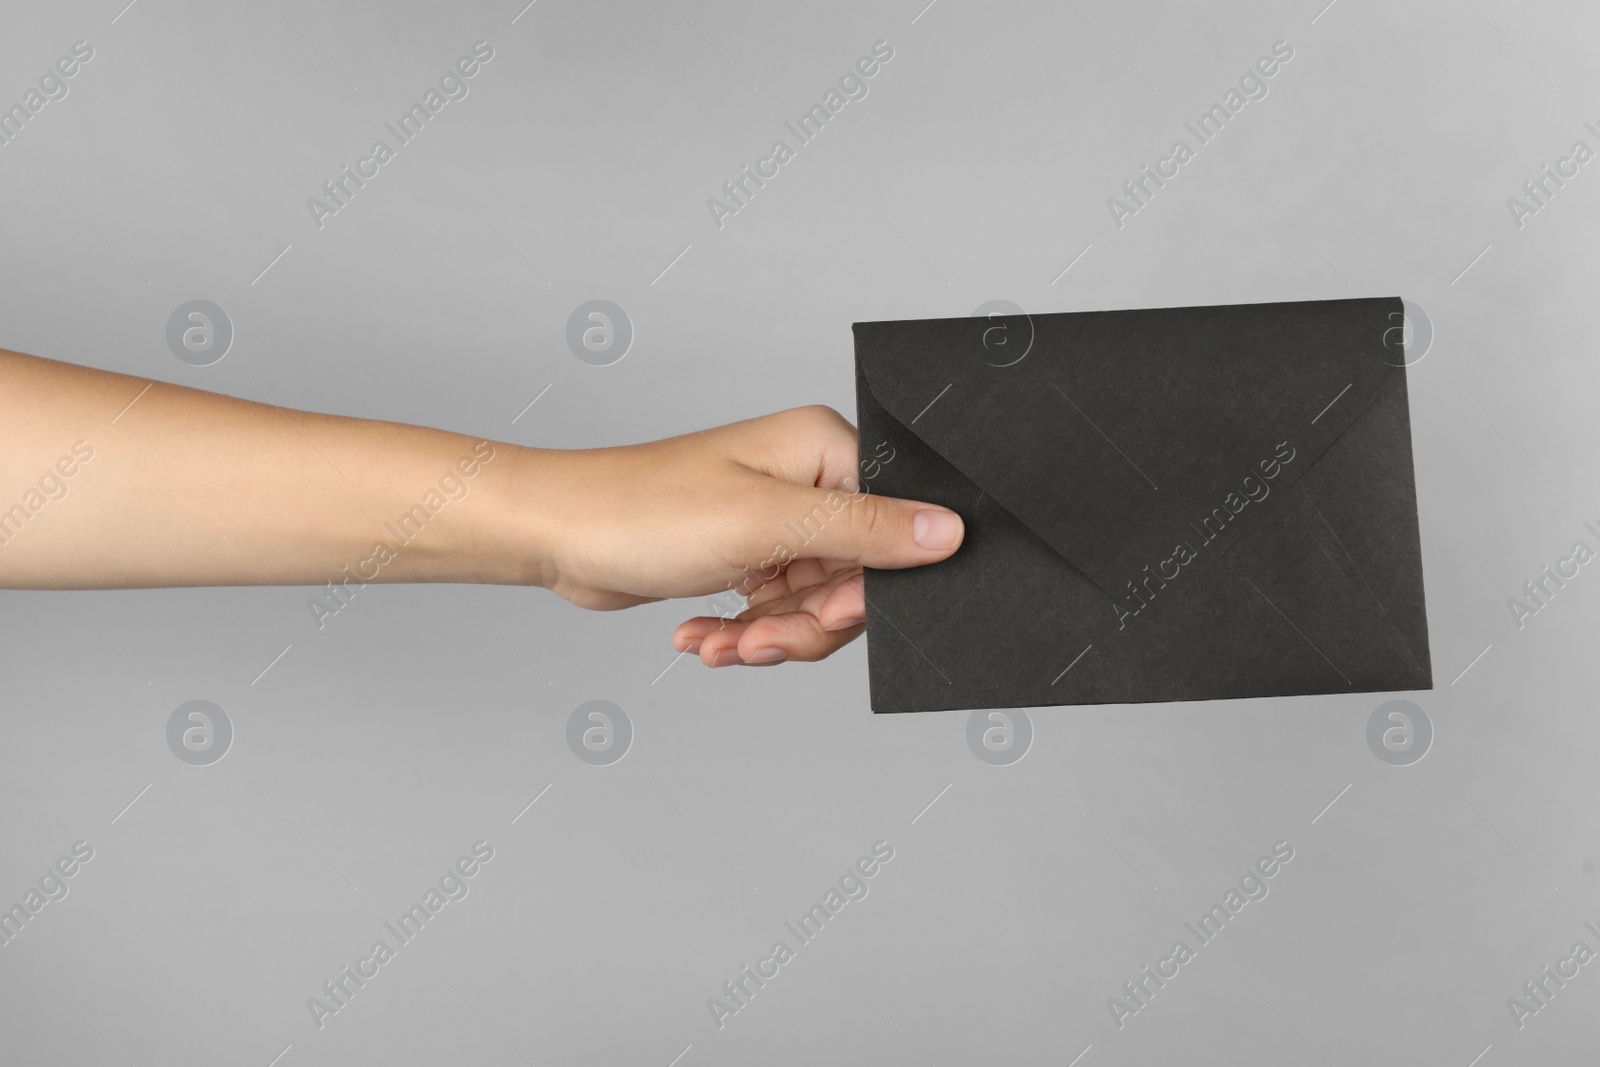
[0,349,547,589]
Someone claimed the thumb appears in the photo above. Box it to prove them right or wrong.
[783,486,965,569]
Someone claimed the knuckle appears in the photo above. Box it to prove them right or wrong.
[793,404,850,433]
[852,494,895,542]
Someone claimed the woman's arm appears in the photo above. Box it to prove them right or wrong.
[0,350,963,666]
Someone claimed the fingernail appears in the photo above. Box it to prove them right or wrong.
[827,612,865,631]
[913,509,963,551]
[710,648,742,667]
[744,647,787,664]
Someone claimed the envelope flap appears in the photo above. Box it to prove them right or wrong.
[853,297,1406,598]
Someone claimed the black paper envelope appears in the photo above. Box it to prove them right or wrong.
[853,296,1432,713]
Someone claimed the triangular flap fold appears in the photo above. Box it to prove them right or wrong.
[853,296,1405,598]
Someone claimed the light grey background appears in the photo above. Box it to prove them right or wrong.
[1,0,1597,1064]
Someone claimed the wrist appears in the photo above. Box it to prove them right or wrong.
[474,441,566,589]
[376,436,564,589]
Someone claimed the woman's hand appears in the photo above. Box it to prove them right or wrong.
[523,405,964,666]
